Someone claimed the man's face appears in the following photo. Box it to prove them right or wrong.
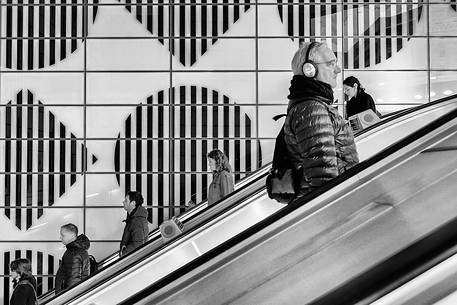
[314,46,341,88]
[122,196,134,212]
[60,228,75,245]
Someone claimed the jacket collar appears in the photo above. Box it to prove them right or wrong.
[287,75,334,104]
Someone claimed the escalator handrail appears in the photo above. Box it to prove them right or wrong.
[357,94,457,137]
[121,98,457,304]
[40,164,272,303]
[40,94,457,303]
[37,162,271,301]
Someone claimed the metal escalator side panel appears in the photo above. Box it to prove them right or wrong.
[41,97,457,305]
[119,108,457,304]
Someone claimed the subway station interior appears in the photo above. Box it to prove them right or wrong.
[1,0,457,304]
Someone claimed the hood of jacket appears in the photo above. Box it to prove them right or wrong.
[125,205,148,222]
[287,75,334,108]
[66,234,90,251]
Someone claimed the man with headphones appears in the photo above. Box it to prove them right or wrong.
[282,41,359,196]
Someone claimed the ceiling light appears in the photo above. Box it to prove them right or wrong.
[443,90,454,95]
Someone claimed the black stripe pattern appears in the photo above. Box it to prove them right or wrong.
[0,90,97,230]
[2,250,58,305]
[276,0,424,68]
[117,0,251,66]
[114,86,262,229]
[0,0,99,70]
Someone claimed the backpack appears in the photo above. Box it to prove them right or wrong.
[266,100,307,204]
[89,255,98,275]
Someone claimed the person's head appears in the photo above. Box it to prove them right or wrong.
[123,191,144,213]
[291,41,341,88]
[343,76,362,100]
[10,258,32,280]
[207,149,231,173]
[60,223,78,245]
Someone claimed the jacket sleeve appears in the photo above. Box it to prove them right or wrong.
[81,254,90,280]
[123,219,147,255]
[291,102,339,187]
[67,254,84,288]
[219,172,234,198]
[55,265,64,294]
[367,94,377,113]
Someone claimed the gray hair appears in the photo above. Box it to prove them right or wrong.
[291,41,325,76]
[61,223,78,236]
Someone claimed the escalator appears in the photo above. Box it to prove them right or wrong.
[122,100,457,305]
[39,95,457,304]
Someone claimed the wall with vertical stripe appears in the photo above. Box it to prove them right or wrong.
[1,0,457,303]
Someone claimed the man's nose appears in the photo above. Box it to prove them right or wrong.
[335,65,342,73]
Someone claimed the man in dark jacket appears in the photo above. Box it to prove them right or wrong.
[284,41,359,195]
[55,223,90,294]
[120,191,149,257]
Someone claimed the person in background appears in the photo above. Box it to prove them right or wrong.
[206,149,235,206]
[284,41,359,196]
[120,191,149,257]
[55,223,90,294]
[9,258,37,305]
[343,76,377,118]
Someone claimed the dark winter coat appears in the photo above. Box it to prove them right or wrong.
[55,234,90,294]
[346,89,376,118]
[284,75,359,195]
[120,205,149,257]
[208,170,235,206]
[10,275,37,305]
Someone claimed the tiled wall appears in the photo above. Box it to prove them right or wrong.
[1,0,457,302]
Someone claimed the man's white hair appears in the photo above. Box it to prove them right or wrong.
[291,41,325,76]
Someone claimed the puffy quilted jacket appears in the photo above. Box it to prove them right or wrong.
[284,97,359,194]
[55,234,90,293]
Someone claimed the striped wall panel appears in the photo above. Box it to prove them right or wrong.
[0,0,99,70]
[114,86,261,229]
[117,0,251,66]
[276,0,424,69]
[1,250,58,305]
[0,90,97,230]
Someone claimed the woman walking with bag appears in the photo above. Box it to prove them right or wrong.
[10,258,38,305]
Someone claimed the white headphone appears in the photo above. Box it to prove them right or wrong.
[302,41,320,78]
